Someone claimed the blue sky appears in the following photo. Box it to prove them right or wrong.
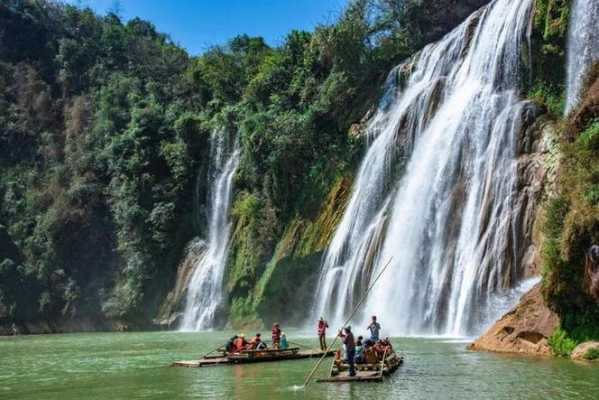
[65,0,348,55]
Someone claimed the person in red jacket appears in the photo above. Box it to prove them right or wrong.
[317,317,329,350]
[271,323,282,348]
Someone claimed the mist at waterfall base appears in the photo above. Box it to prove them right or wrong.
[565,0,599,114]
[311,0,539,337]
[180,130,239,331]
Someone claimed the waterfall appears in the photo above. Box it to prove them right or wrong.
[180,129,239,331]
[565,0,599,114]
[311,0,537,337]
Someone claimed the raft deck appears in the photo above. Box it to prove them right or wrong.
[172,348,334,368]
[316,353,403,383]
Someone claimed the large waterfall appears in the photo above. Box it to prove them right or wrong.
[565,0,599,114]
[180,129,239,331]
[311,0,538,336]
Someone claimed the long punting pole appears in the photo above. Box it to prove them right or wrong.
[303,257,394,387]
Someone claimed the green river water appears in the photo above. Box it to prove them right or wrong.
[1,331,598,400]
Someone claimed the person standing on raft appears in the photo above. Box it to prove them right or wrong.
[317,317,329,350]
[271,323,282,348]
[366,315,381,341]
[339,326,356,376]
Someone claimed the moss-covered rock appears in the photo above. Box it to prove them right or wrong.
[225,176,351,327]
[526,0,571,115]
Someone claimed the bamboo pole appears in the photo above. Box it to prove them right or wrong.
[200,345,225,359]
[302,257,394,387]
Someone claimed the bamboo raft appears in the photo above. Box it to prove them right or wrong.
[172,347,335,368]
[316,349,403,383]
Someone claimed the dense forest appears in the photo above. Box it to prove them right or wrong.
[0,0,597,359]
[0,0,488,332]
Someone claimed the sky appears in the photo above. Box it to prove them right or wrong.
[64,0,348,55]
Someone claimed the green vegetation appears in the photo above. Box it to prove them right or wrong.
[5,0,593,336]
[548,328,578,357]
[541,65,599,354]
[4,0,480,331]
[584,347,599,360]
[528,0,570,115]
[528,0,599,355]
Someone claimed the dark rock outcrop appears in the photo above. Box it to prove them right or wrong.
[585,245,599,300]
[405,0,491,44]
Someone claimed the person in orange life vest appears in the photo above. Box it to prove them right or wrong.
[233,334,246,352]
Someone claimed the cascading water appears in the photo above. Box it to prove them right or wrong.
[180,129,239,331]
[565,0,599,114]
[312,0,538,336]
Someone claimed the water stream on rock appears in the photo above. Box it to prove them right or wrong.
[565,0,599,114]
[311,0,538,336]
[180,129,239,331]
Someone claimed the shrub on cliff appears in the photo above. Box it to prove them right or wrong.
[542,64,599,353]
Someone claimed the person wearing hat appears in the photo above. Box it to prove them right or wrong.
[338,326,356,376]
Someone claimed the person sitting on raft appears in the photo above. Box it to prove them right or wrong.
[355,336,364,363]
[271,323,282,349]
[372,337,393,360]
[279,332,289,350]
[232,334,247,352]
[362,341,379,364]
[248,333,267,350]
[225,335,238,353]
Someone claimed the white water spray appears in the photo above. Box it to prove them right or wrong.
[180,129,239,331]
[565,0,599,114]
[312,0,537,336]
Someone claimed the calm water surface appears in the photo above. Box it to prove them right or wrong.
[1,331,598,399]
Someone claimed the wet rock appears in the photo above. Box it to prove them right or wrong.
[570,341,599,361]
[585,245,599,299]
[468,284,559,355]
[155,239,207,329]
[407,0,491,45]
[512,114,558,279]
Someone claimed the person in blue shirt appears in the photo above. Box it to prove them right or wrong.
[279,332,289,350]
[355,336,364,363]
[366,315,381,341]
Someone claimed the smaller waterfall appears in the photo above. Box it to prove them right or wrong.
[565,0,599,114]
[180,129,239,331]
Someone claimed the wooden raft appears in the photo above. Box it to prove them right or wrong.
[316,350,403,383]
[171,348,335,368]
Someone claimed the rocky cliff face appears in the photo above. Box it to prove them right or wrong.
[404,0,491,44]
[469,284,559,355]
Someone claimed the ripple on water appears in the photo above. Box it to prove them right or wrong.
[1,332,599,400]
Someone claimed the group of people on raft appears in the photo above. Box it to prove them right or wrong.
[319,315,391,377]
[224,323,289,353]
